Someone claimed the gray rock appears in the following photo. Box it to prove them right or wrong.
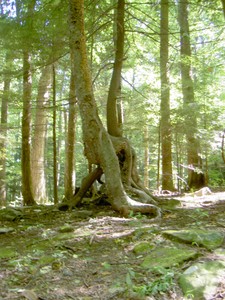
[179,260,225,299]
[0,227,14,234]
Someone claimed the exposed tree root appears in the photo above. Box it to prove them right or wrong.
[59,135,160,221]
[111,135,157,205]
[106,193,161,219]
[58,166,103,211]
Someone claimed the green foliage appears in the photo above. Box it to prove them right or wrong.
[0,0,225,204]
[125,266,175,297]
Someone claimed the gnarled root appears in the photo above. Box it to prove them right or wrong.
[108,194,161,220]
[58,166,103,211]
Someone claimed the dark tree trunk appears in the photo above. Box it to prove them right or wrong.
[21,0,36,205]
[64,49,77,200]
[160,0,174,191]
[21,51,36,206]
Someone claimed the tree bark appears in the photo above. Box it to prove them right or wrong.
[64,49,77,200]
[106,0,124,137]
[52,65,58,204]
[16,0,36,205]
[160,0,174,191]
[64,0,160,218]
[0,54,10,206]
[22,51,36,206]
[31,64,52,203]
[144,126,149,188]
[178,0,205,190]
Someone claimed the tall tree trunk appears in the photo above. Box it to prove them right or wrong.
[178,0,205,190]
[22,51,36,205]
[64,50,77,200]
[65,0,159,218]
[21,0,36,205]
[160,0,174,191]
[52,65,58,204]
[0,54,10,206]
[31,64,52,203]
[106,0,124,137]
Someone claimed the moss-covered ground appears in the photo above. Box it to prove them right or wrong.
[1,193,225,299]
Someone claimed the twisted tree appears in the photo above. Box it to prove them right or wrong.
[59,0,160,219]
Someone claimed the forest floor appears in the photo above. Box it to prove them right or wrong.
[1,192,225,300]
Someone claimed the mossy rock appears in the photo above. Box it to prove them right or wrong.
[158,198,181,209]
[133,241,154,254]
[53,232,76,241]
[0,208,23,221]
[179,260,225,299]
[39,255,57,265]
[28,238,55,251]
[163,229,224,250]
[133,226,160,240]
[58,224,74,233]
[141,247,198,269]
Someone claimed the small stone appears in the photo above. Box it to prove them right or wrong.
[0,227,14,234]
[62,268,73,276]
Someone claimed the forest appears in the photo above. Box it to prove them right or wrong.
[0,0,224,210]
[1,1,225,299]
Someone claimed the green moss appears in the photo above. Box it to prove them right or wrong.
[133,242,154,254]
[0,247,17,259]
[141,247,197,269]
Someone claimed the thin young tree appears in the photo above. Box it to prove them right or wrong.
[106,0,124,137]
[64,50,77,200]
[0,54,10,206]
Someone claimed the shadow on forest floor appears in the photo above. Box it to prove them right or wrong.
[1,192,225,299]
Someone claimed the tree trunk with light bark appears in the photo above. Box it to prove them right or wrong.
[0,54,10,206]
[178,0,205,190]
[31,64,52,203]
